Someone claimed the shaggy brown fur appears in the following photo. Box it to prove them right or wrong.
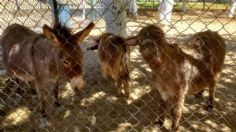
[88,33,130,97]
[125,25,226,131]
[0,22,94,117]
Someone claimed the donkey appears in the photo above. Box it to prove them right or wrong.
[87,33,130,97]
[125,25,226,131]
[0,22,95,117]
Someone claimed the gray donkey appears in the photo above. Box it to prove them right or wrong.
[0,22,95,117]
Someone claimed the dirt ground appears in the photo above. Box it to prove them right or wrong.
[0,7,236,132]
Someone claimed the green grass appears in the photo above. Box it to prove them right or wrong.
[137,1,229,10]
[137,1,159,7]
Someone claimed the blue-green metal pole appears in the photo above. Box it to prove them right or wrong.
[90,0,95,22]
[82,0,86,20]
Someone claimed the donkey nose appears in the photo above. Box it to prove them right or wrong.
[71,76,85,93]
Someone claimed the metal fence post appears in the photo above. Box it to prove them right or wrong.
[50,0,71,26]
[90,0,96,22]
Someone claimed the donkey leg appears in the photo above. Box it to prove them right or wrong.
[28,81,37,95]
[123,79,130,97]
[53,81,61,107]
[194,90,204,99]
[171,93,186,131]
[122,65,130,97]
[116,79,123,97]
[100,63,109,79]
[207,81,216,110]
[35,81,51,128]
[155,98,167,127]
[71,75,85,94]
[35,81,46,117]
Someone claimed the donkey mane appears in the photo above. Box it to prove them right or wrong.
[52,22,73,41]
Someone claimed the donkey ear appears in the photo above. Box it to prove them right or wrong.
[43,24,60,47]
[125,36,138,46]
[114,37,125,44]
[73,22,95,44]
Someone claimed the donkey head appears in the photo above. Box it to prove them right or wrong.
[87,33,126,51]
[125,25,166,63]
[43,22,95,90]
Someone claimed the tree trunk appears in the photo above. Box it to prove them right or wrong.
[102,0,127,37]
[158,0,174,25]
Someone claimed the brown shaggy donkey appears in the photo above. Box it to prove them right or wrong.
[125,25,226,131]
[0,22,95,118]
[88,33,130,97]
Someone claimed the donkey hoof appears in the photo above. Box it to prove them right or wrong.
[124,91,130,98]
[74,88,83,96]
[54,102,62,107]
[39,116,48,128]
[154,120,164,128]
[116,92,124,98]
[0,110,7,117]
[124,93,130,98]
[194,93,203,99]
[206,104,214,111]
[171,127,179,132]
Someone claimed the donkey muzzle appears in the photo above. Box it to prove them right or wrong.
[71,76,85,92]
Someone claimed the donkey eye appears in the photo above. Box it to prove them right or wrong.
[63,60,71,67]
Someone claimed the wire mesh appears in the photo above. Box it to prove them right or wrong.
[0,0,236,131]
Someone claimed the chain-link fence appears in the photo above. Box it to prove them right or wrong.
[0,0,236,131]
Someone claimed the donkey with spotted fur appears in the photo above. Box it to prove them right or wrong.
[125,25,226,131]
